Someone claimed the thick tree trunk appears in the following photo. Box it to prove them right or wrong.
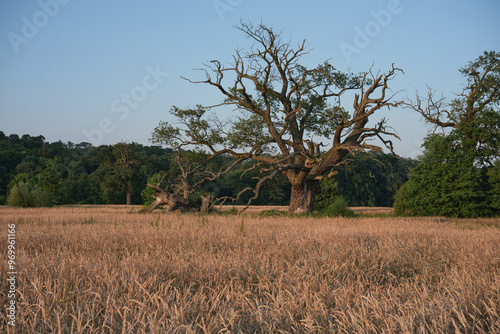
[288,180,322,214]
[126,192,132,206]
[200,195,213,214]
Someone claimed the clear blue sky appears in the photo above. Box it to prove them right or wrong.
[1,0,499,158]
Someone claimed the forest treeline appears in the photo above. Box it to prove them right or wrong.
[0,131,416,208]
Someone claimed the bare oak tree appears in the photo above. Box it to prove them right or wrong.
[153,22,404,213]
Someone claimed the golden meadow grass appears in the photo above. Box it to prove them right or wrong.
[0,206,499,333]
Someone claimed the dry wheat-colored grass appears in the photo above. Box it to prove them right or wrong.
[217,205,393,215]
[0,205,499,333]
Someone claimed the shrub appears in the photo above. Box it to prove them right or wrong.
[318,197,355,217]
[141,173,166,209]
[315,178,339,212]
[7,182,52,207]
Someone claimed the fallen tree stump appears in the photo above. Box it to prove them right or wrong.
[141,184,213,213]
[141,185,197,213]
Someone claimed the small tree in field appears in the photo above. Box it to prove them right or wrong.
[153,22,404,213]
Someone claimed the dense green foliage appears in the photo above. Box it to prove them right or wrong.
[0,131,413,208]
[0,133,170,206]
[394,134,494,217]
[394,131,499,218]
[141,173,165,208]
[318,151,417,208]
[6,182,52,207]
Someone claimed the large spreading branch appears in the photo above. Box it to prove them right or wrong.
[311,64,404,178]
[405,51,500,133]
[403,88,456,133]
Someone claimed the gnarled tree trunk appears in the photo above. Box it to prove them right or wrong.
[288,180,322,214]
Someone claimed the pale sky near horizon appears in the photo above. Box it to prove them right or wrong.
[1,0,499,158]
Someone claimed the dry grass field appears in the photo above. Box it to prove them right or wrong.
[1,205,499,333]
[216,205,394,216]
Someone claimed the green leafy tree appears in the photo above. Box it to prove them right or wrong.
[396,51,500,217]
[37,157,66,203]
[167,149,215,200]
[0,132,30,203]
[62,161,95,204]
[394,134,489,217]
[7,173,37,192]
[315,151,415,209]
[7,182,52,207]
[91,143,147,205]
[331,152,416,207]
[152,22,404,213]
